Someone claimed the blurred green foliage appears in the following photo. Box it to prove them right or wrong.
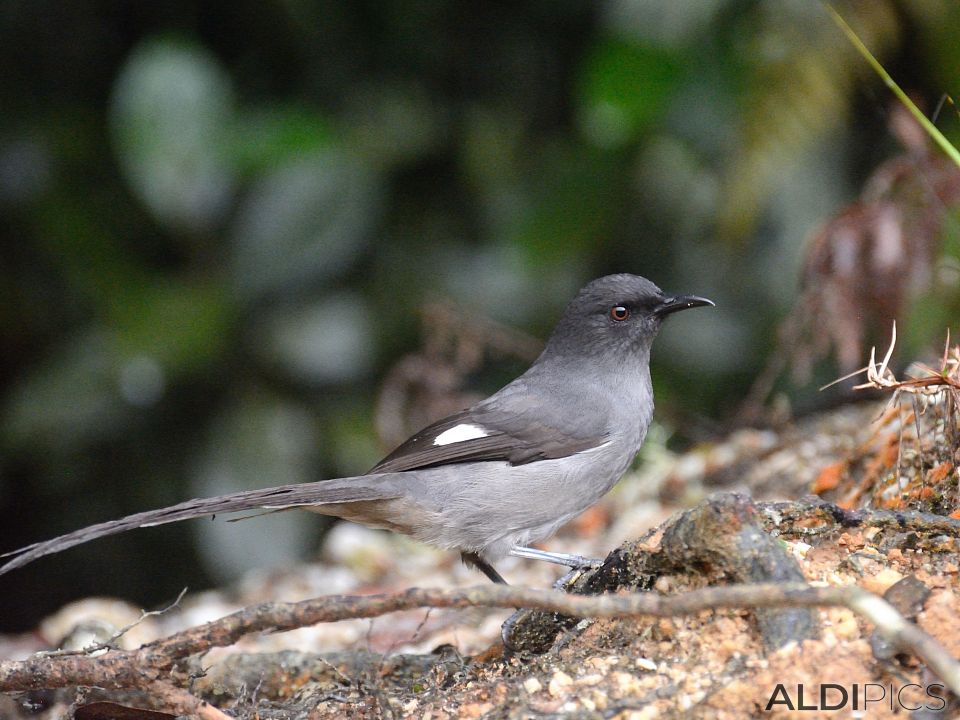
[2,0,960,629]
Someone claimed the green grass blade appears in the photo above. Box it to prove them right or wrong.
[826,4,960,169]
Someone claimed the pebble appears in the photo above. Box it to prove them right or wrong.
[862,567,904,595]
[548,670,573,697]
[635,657,658,671]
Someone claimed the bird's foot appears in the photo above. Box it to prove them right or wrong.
[509,545,602,570]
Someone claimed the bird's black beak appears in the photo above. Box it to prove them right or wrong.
[653,294,715,317]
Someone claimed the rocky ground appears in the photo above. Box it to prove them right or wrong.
[3,396,960,719]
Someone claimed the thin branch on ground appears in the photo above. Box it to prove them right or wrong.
[2,581,959,703]
[38,587,189,658]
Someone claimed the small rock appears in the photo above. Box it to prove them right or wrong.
[548,670,574,697]
[612,671,642,695]
[829,608,860,640]
[862,568,904,595]
[401,699,419,714]
[618,707,659,720]
[458,701,494,717]
[635,657,658,671]
[585,656,618,672]
[788,540,812,560]
[653,576,674,593]
[523,677,543,694]
[656,618,675,638]
[589,689,609,710]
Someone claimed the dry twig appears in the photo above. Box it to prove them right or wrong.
[2,581,959,707]
[849,324,960,407]
[37,588,189,659]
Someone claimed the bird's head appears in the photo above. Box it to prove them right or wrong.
[543,273,714,360]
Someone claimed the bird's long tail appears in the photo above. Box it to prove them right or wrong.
[0,476,398,577]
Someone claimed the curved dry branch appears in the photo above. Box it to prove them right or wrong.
[2,581,959,708]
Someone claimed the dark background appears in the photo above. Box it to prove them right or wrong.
[2,0,959,630]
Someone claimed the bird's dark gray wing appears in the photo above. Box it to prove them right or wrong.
[370,392,608,473]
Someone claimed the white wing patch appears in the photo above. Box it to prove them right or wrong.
[433,423,489,446]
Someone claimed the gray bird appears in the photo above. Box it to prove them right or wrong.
[1,274,712,583]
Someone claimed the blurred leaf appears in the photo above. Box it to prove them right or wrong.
[461,106,525,187]
[2,277,232,452]
[0,136,52,205]
[34,193,232,375]
[631,136,719,241]
[717,1,900,243]
[251,292,375,386]
[35,186,148,292]
[230,150,382,301]
[231,106,333,176]
[601,0,725,48]
[576,37,682,148]
[323,397,382,476]
[2,331,127,452]
[920,3,960,97]
[190,392,319,580]
[342,80,444,166]
[438,242,581,326]
[107,279,234,372]
[111,37,236,233]
[902,291,956,363]
[511,142,623,266]
[942,207,960,260]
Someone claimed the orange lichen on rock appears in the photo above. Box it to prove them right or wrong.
[926,461,954,485]
[811,461,846,494]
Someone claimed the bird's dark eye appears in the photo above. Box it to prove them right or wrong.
[610,305,630,322]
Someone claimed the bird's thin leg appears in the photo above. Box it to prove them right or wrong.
[461,551,507,584]
[510,545,602,569]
